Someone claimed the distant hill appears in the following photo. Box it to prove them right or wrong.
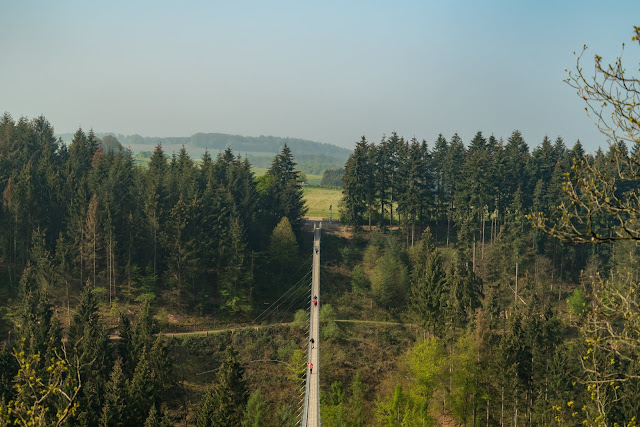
[56,132,351,175]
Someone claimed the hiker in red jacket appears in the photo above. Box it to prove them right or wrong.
[313,295,318,307]
[307,362,313,374]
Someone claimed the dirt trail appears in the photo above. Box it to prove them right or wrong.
[158,319,417,338]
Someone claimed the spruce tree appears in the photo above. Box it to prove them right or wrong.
[69,283,110,426]
[342,136,372,227]
[100,359,128,427]
[268,216,299,294]
[242,392,265,427]
[410,230,446,336]
[196,346,248,427]
[264,144,307,231]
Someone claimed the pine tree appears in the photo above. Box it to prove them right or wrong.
[431,134,449,226]
[132,299,156,361]
[83,193,103,289]
[242,392,265,427]
[68,283,110,426]
[444,134,466,245]
[219,219,253,315]
[410,230,446,336]
[458,131,492,222]
[264,144,307,231]
[100,359,128,427]
[502,131,530,210]
[196,346,248,427]
[128,347,159,426]
[268,217,299,294]
[347,372,367,427]
[16,267,62,363]
[342,137,373,227]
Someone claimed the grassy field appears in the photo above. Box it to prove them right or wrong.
[305,174,323,186]
[251,168,323,186]
[303,186,342,219]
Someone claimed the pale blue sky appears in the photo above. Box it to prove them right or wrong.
[1,1,639,151]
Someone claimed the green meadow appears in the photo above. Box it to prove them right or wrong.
[303,186,342,219]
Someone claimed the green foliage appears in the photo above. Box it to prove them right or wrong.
[263,145,308,231]
[196,346,248,427]
[143,404,172,427]
[362,243,381,272]
[269,217,298,269]
[0,347,16,405]
[342,137,375,227]
[242,391,265,427]
[292,309,307,328]
[350,265,367,294]
[322,381,346,426]
[407,338,445,399]
[567,288,588,317]
[370,252,408,309]
[100,359,127,427]
[347,372,367,427]
[276,403,297,427]
[409,231,446,335]
[68,283,110,426]
[376,384,427,427]
[447,331,482,424]
[320,168,345,187]
[320,304,340,341]
[0,339,80,426]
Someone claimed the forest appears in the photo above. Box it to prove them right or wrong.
[56,131,351,175]
[0,114,310,425]
[1,107,639,426]
[1,29,640,427]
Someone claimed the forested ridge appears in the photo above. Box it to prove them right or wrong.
[56,131,351,175]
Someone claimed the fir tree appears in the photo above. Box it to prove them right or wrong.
[196,346,248,427]
[100,359,128,427]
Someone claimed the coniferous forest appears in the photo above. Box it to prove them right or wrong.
[2,28,640,427]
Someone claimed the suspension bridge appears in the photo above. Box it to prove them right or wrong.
[187,222,325,425]
[301,222,322,426]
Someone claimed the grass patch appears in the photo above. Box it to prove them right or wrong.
[251,167,269,177]
[303,186,342,219]
[305,174,323,185]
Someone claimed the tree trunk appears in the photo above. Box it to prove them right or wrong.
[487,398,490,427]
[67,281,71,327]
[108,233,112,305]
[153,218,157,276]
[93,220,96,287]
[501,386,504,427]
[481,211,485,260]
[80,227,84,286]
[515,261,519,306]
[473,234,476,273]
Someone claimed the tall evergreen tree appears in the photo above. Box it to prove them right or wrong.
[196,346,249,427]
[410,230,446,336]
[342,137,373,227]
[263,144,307,231]
[68,283,110,427]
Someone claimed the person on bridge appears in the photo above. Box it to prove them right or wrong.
[310,337,314,348]
[308,362,313,374]
[313,295,318,307]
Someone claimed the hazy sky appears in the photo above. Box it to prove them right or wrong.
[1,1,639,152]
